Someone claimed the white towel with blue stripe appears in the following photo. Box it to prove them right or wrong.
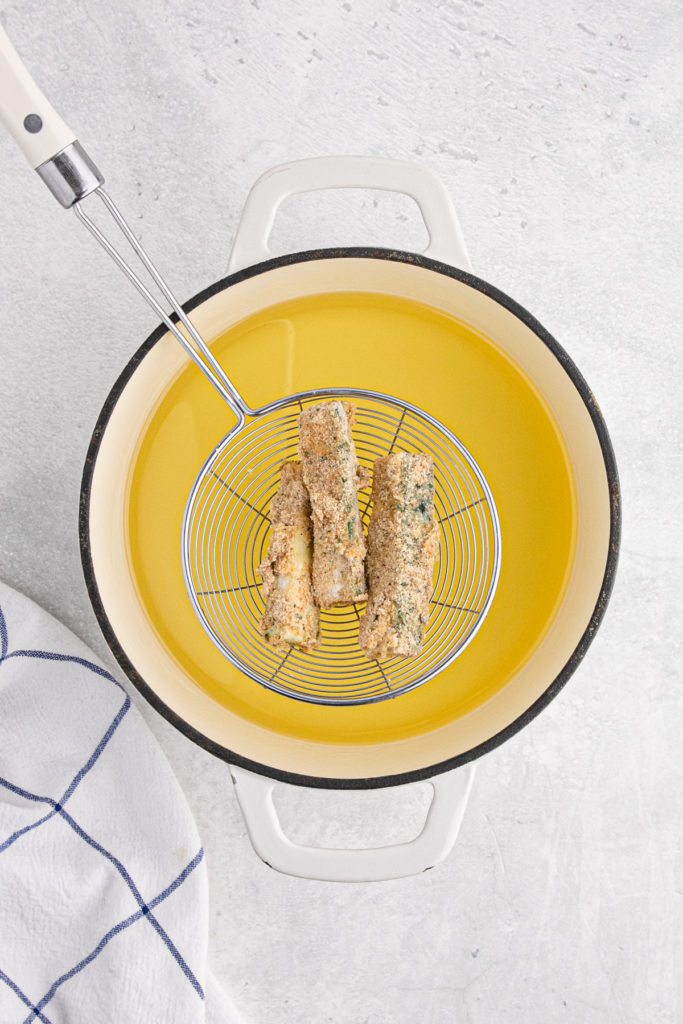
[0,581,240,1024]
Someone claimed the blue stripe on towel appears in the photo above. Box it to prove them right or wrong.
[0,602,7,660]
[0,775,55,807]
[60,693,131,802]
[0,598,205,1009]
[58,806,204,996]
[0,609,131,853]
[0,769,204,999]
[22,849,204,1023]
[0,694,130,855]
[2,648,124,691]
[0,807,55,855]
[0,968,53,1024]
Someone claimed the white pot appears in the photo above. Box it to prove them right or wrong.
[81,157,619,881]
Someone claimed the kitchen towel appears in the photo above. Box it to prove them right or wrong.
[0,581,240,1024]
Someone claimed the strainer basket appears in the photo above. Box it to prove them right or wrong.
[182,388,501,704]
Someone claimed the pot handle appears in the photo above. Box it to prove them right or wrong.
[227,156,471,273]
[229,764,475,882]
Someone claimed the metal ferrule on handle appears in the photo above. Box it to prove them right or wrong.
[36,141,104,208]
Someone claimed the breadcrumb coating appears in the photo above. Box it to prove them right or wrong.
[258,460,320,652]
[358,452,438,659]
[298,400,368,608]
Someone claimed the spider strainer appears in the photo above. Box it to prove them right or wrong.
[182,386,501,705]
[0,24,500,705]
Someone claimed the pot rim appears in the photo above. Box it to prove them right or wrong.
[79,246,621,790]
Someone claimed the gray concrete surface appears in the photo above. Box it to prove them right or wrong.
[1,1,681,1021]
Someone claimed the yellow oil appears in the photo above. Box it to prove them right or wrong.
[126,291,576,744]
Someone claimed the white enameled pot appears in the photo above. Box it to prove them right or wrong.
[81,157,619,881]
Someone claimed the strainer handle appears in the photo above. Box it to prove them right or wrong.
[227,156,471,273]
[229,764,475,882]
[0,22,75,169]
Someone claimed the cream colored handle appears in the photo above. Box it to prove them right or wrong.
[230,765,475,882]
[0,23,75,168]
[228,156,472,273]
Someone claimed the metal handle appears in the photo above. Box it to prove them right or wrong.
[228,155,472,273]
[73,190,248,418]
[230,765,475,882]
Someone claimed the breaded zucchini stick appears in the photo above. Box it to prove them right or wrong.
[258,460,319,651]
[298,400,368,607]
[358,452,439,659]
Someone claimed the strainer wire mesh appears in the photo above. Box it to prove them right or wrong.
[182,392,500,705]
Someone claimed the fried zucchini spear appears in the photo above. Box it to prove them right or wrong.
[358,452,439,659]
[258,460,320,651]
[298,400,368,607]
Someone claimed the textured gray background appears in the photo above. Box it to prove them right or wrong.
[1,1,682,1022]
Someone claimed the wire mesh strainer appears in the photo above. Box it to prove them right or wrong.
[0,24,500,706]
[183,387,501,705]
